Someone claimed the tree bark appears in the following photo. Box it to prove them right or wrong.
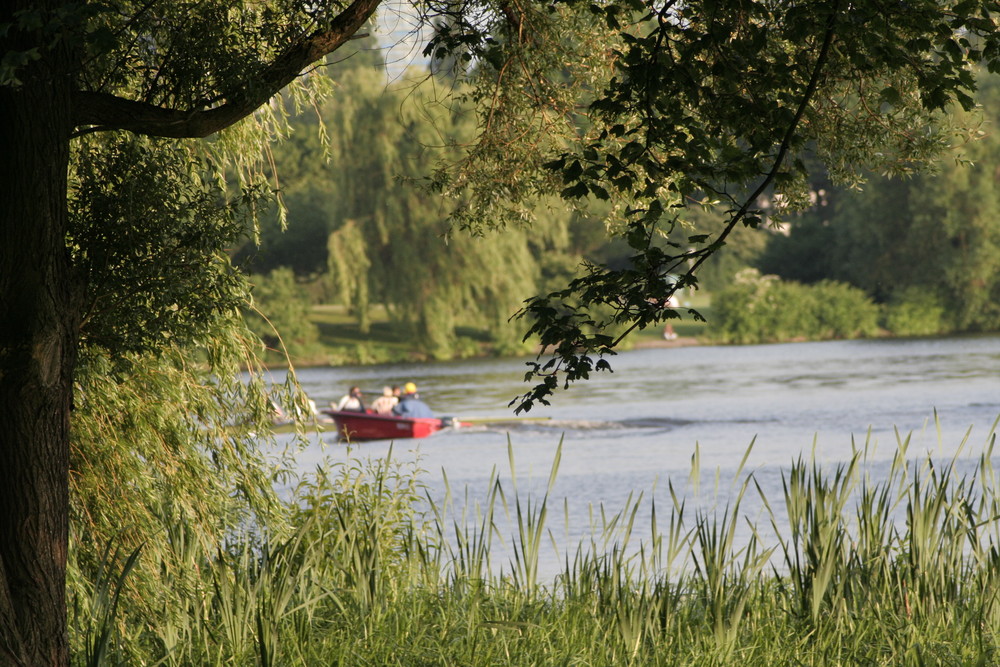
[0,2,77,664]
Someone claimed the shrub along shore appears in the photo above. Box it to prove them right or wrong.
[73,429,1000,665]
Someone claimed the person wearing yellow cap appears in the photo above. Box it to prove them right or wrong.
[392,381,434,418]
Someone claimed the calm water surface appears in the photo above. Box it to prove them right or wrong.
[271,335,1000,579]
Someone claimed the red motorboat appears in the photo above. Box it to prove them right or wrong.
[323,410,459,441]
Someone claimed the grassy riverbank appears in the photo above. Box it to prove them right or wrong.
[270,294,715,367]
[76,434,1000,665]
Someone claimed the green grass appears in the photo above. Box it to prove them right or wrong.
[72,423,1000,666]
[310,304,406,348]
[304,293,717,367]
[305,304,497,365]
[304,304,419,365]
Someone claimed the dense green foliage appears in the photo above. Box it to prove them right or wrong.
[1,0,381,656]
[711,269,880,344]
[71,436,1000,666]
[64,130,313,667]
[881,288,953,337]
[245,268,322,358]
[317,68,557,358]
[757,72,1000,335]
[228,8,1000,364]
[69,134,260,360]
[67,128,286,509]
[66,132,302,663]
[433,0,1000,410]
[248,61,590,360]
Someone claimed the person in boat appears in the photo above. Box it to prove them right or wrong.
[662,293,680,341]
[269,399,288,425]
[392,382,434,418]
[370,386,398,415]
[333,385,365,412]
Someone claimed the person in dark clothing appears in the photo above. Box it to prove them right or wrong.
[392,382,434,418]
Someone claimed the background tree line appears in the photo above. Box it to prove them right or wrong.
[239,37,620,361]
[244,62,1000,357]
[750,72,1000,338]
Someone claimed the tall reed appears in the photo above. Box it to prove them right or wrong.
[69,423,1000,665]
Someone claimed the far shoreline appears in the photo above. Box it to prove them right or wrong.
[628,335,701,350]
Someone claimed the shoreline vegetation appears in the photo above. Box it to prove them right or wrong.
[257,301,712,368]
[77,436,1000,665]
[262,285,981,369]
[248,270,998,370]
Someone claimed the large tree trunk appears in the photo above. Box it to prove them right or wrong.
[0,2,77,664]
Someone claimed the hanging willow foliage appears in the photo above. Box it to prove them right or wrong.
[328,219,373,332]
[313,66,575,358]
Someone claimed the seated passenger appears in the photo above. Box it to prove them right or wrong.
[370,386,398,415]
[333,385,365,412]
[392,382,434,418]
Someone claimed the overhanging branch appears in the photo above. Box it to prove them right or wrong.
[605,2,842,351]
[71,0,382,138]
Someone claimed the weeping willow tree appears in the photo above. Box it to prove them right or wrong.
[323,66,573,359]
[64,133,301,661]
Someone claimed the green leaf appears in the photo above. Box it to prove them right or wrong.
[560,182,590,199]
[589,184,610,200]
[879,86,901,106]
[564,160,583,183]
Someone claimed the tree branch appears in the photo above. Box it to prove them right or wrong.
[71,0,382,138]
[608,2,841,350]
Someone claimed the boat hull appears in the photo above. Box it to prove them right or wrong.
[324,410,446,441]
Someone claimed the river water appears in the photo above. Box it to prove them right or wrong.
[271,334,1000,580]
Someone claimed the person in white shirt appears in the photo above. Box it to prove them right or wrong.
[333,386,365,412]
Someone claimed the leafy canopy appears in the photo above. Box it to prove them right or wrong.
[422,0,1000,410]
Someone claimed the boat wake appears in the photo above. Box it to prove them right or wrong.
[463,416,693,434]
